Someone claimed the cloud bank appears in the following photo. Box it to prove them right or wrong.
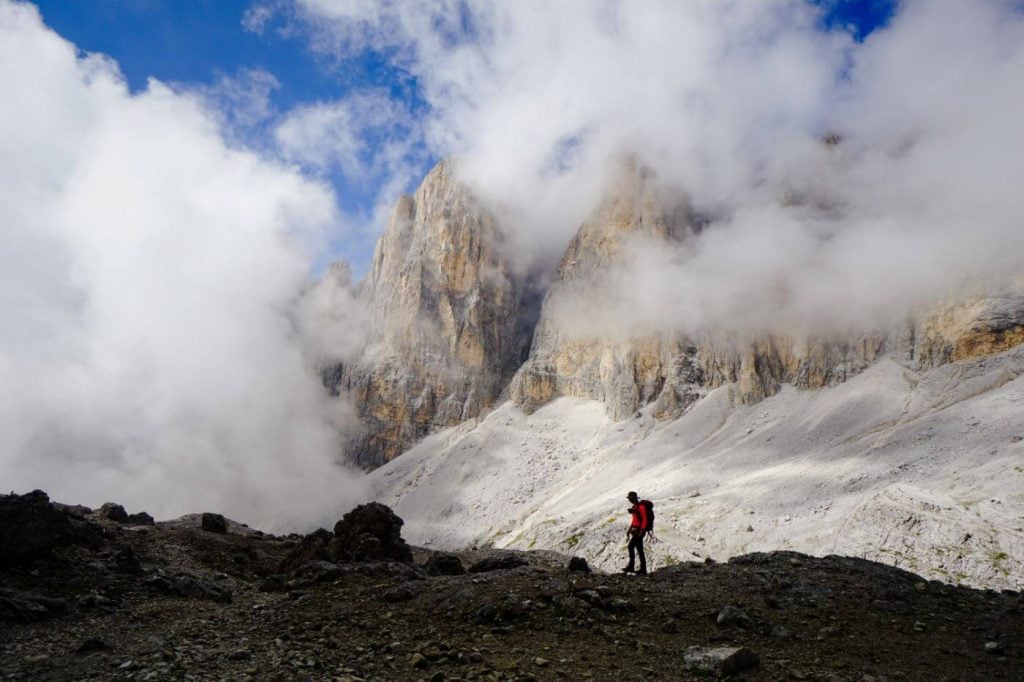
[0,1,364,530]
[284,0,1024,336]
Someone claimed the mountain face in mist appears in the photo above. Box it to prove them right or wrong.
[511,159,887,419]
[334,161,532,468]
[510,159,706,420]
[336,158,1024,467]
[912,292,1024,369]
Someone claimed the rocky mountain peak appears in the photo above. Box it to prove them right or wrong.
[334,159,532,468]
[556,156,697,281]
[331,157,1024,466]
[511,159,703,420]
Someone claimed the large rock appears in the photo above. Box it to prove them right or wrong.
[331,160,534,468]
[0,490,104,564]
[0,588,69,623]
[330,502,413,564]
[201,513,228,534]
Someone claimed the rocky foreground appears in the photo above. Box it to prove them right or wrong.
[1,491,1021,681]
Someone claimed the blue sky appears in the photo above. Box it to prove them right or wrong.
[32,0,896,273]
[34,0,434,273]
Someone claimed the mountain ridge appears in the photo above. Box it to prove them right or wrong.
[333,156,1024,468]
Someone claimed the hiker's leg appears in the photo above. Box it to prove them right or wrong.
[626,535,636,570]
[637,533,647,574]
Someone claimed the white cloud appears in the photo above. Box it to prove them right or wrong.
[287,0,1024,335]
[0,1,365,530]
[275,89,433,249]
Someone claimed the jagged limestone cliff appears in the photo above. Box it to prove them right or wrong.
[510,160,705,419]
[334,161,531,468]
[911,290,1024,369]
[512,161,892,418]
[334,159,1024,464]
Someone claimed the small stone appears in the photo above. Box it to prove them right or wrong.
[661,618,679,634]
[746,525,754,532]
[984,641,1004,654]
[430,672,446,682]
[913,621,926,632]
[474,603,498,624]
[75,637,112,655]
[25,654,49,664]
[717,605,755,629]
[382,586,417,603]
[684,647,759,677]
[534,657,550,667]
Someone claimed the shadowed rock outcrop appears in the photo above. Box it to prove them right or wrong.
[0,490,105,565]
[330,502,413,564]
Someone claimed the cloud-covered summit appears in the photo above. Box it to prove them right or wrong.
[280,0,1024,335]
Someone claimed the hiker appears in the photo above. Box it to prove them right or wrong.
[622,491,653,575]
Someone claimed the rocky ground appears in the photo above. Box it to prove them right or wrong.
[1,491,1022,681]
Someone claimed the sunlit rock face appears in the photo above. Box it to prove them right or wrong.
[335,160,532,468]
[510,159,706,420]
[511,159,910,418]
[333,158,1024,465]
[911,290,1024,369]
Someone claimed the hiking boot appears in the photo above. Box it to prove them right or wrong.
[621,566,635,574]
[637,569,648,576]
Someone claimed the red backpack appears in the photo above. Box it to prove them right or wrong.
[640,499,655,532]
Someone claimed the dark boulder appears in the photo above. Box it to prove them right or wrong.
[0,588,69,623]
[53,503,92,518]
[125,511,154,526]
[276,528,333,574]
[201,513,228,534]
[74,637,112,656]
[568,556,591,573]
[467,554,528,574]
[0,490,104,564]
[381,585,419,603]
[98,502,129,523]
[717,605,756,629]
[423,553,465,576]
[330,503,413,564]
[144,573,232,603]
[111,546,144,575]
